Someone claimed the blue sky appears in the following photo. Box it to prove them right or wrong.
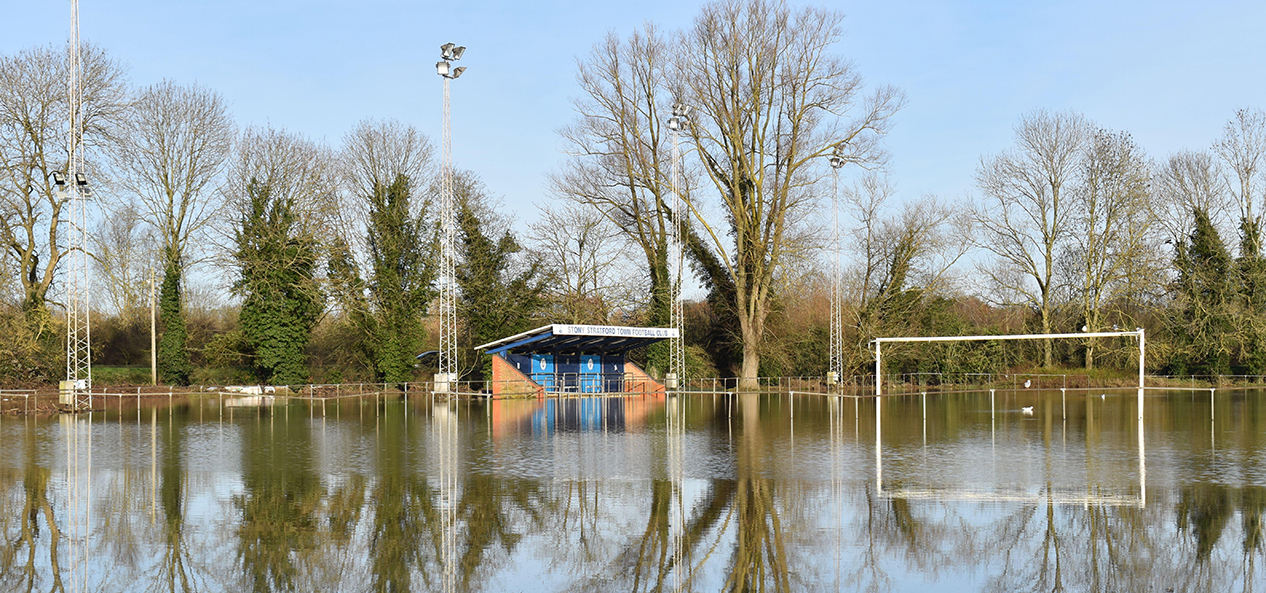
[4,0,1265,232]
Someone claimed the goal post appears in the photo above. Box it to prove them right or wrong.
[871,329,1145,396]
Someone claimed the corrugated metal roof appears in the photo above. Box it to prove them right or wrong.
[475,324,678,355]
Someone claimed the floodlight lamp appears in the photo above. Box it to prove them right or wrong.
[667,117,681,131]
[440,42,456,59]
[75,172,88,186]
[451,46,465,60]
[451,66,465,79]
[672,103,690,117]
[828,155,845,169]
[436,61,450,76]
[51,171,66,186]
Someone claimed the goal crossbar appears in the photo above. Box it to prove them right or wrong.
[870,329,1145,396]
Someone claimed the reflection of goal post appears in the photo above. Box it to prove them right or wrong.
[870,329,1145,396]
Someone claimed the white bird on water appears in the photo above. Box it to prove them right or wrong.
[1021,406,1035,415]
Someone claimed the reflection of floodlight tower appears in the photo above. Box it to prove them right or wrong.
[666,103,691,390]
[827,146,845,391]
[62,0,92,409]
[435,42,466,393]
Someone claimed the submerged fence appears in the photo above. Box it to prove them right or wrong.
[10,372,1266,415]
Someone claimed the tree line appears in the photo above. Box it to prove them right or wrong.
[1,0,1263,387]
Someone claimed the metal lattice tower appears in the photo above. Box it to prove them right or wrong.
[828,148,845,391]
[66,0,92,407]
[667,104,691,387]
[436,44,465,390]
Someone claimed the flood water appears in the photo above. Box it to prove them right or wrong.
[1,388,1264,592]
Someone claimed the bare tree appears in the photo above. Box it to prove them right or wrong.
[842,174,970,370]
[973,110,1089,367]
[111,80,232,381]
[680,0,903,385]
[1152,151,1230,245]
[223,126,339,247]
[113,80,233,267]
[528,202,638,324]
[0,43,127,323]
[89,202,155,320]
[1069,129,1152,368]
[337,118,434,264]
[1213,108,1266,234]
[553,24,681,337]
[341,119,433,205]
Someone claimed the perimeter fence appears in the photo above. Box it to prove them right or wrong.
[8,372,1266,415]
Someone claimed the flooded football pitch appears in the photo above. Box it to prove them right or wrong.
[1,388,1263,591]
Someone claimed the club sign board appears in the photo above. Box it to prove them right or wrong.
[553,325,679,339]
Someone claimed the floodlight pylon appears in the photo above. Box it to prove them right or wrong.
[667,104,690,389]
[436,43,465,391]
[828,148,845,392]
[66,0,92,407]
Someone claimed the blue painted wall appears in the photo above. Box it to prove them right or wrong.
[498,351,627,393]
[530,354,555,389]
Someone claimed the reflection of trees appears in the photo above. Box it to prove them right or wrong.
[155,407,200,592]
[725,393,790,592]
[1242,486,1266,585]
[844,485,963,593]
[235,413,323,593]
[0,423,65,593]
[1169,482,1266,590]
[455,474,548,591]
[1178,483,1234,563]
[95,458,146,578]
[15,393,1266,590]
[0,468,22,583]
[450,406,553,593]
[562,400,737,593]
[727,477,789,592]
[977,455,1154,591]
[368,414,434,593]
[575,478,735,593]
[564,480,737,593]
[324,474,365,550]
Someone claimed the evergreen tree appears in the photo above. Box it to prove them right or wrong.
[454,179,547,382]
[1237,217,1266,373]
[323,235,371,373]
[366,174,435,383]
[233,179,322,384]
[157,249,191,385]
[1173,208,1235,375]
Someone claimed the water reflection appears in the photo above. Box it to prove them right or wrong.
[0,389,1264,590]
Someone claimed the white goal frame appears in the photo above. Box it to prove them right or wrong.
[871,329,1145,396]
